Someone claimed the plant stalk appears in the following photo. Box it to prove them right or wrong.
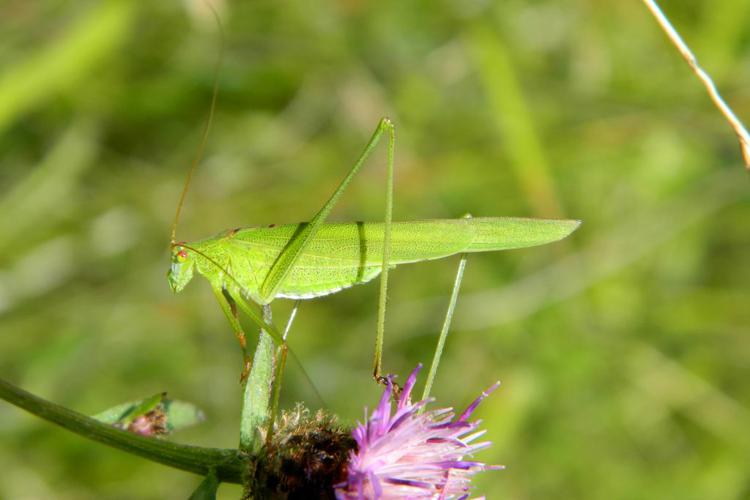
[0,377,246,483]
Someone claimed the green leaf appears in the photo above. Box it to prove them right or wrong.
[163,399,208,433]
[188,472,220,500]
[93,393,205,436]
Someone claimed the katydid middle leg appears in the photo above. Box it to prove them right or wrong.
[265,300,300,447]
[226,289,308,393]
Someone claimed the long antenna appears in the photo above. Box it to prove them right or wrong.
[170,4,225,245]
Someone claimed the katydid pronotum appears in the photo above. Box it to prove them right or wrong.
[167,117,580,385]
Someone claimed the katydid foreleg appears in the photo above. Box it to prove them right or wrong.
[210,286,252,381]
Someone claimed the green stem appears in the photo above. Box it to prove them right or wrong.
[0,377,245,483]
[240,304,275,453]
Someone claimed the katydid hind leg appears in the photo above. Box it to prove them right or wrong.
[372,119,395,385]
[246,116,398,384]
[259,118,396,304]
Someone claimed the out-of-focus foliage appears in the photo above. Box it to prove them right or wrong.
[1,1,749,498]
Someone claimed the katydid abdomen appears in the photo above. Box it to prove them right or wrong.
[172,217,580,304]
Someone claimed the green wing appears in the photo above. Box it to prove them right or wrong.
[224,217,579,300]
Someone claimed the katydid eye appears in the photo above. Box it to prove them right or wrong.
[176,249,188,262]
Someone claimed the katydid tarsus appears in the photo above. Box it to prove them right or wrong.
[167,116,581,383]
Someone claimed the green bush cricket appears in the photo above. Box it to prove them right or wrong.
[167,116,581,382]
[163,15,579,451]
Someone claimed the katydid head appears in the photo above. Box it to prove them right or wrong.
[167,243,196,293]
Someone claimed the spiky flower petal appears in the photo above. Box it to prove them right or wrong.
[335,364,502,499]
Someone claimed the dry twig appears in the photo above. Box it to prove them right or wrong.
[642,0,750,170]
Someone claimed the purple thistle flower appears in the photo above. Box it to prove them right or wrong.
[335,364,502,499]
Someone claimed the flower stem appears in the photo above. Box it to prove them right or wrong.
[240,304,275,453]
[0,377,245,483]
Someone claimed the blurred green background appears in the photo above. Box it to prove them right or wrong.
[1,1,749,498]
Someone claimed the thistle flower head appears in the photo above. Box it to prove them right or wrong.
[335,364,502,499]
